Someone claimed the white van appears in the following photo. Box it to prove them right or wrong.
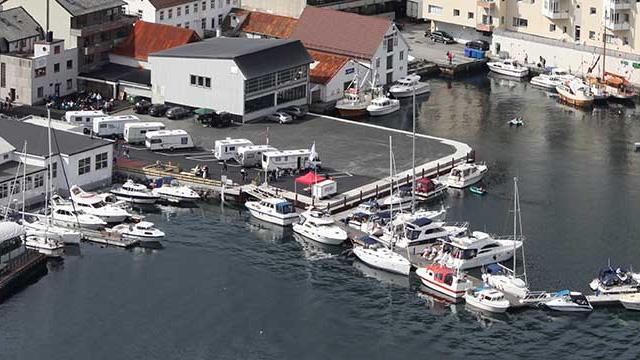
[64,110,105,129]
[213,138,253,160]
[145,129,194,151]
[236,145,277,167]
[92,115,140,138]
[124,122,165,144]
[261,149,322,171]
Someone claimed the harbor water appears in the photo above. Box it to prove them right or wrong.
[4,74,640,359]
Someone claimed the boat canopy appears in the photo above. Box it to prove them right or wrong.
[275,201,294,214]
[359,236,379,246]
[485,263,504,275]
[416,178,435,192]
[411,217,433,227]
[295,171,326,185]
[0,222,24,243]
[553,289,571,297]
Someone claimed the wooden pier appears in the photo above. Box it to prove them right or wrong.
[0,250,47,301]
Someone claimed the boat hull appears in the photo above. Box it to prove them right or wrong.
[52,218,104,231]
[353,246,411,276]
[444,248,515,270]
[556,86,594,107]
[246,206,298,227]
[416,268,467,298]
[389,85,431,98]
[446,171,485,189]
[488,65,529,78]
[621,299,640,311]
[292,224,346,245]
[464,294,509,313]
[545,303,592,312]
[367,104,400,117]
[336,106,368,118]
[112,193,158,204]
[530,78,559,90]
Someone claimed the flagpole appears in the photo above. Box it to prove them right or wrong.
[411,85,416,214]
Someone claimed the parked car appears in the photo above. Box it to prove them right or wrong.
[198,111,232,128]
[279,105,308,119]
[166,106,191,119]
[465,39,490,51]
[265,111,293,124]
[134,99,152,114]
[426,30,455,44]
[148,104,170,117]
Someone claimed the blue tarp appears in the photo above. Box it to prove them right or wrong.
[275,201,294,214]
[553,289,570,297]
[485,263,503,275]
[360,236,378,246]
[411,217,432,227]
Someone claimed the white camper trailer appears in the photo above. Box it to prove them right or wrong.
[145,129,194,151]
[261,149,322,171]
[213,138,253,161]
[64,110,105,130]
[92,115,140,138]
[236,145,277,167]
[124,122,166,144]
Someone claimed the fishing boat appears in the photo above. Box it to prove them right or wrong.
[151,182,200,203]
[366,94,400,116]
[352,236,411,276]
[69,185,131,223]
[487,59,529,78]
[588,265,640,295]
[556,79,594,107]
[335,66,371,118]
[620,293,640,310]
[469,186,486,195]
[443,163,488,189]
[508,117,524,127]
[245,198,298,226]
[603,72,636,101]
[292,208,347,245]
[416,263,473,299]
[464,287,510,313]
[543,290,593,312]
[110,221,165,243]
[388,74,431,98]
[110,180,159,204]
[414,178,448,201]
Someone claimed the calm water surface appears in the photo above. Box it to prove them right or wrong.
[3,75,640,359]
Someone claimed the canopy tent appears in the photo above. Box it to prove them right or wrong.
[295,171,326,185]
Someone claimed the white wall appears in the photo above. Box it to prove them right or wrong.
[61,145,114,190]
[315,61,370,103]
[31,43,78,104]
[370,24,409,86]
[109,54,149,69]
[123,0,157,22]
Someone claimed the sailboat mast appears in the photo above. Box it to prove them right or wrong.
[21,141,26,221]
[46,108,52,230]
[517,179,528,285]
[602,25,606,79]
[512,177,517,275]
[411,86,416,214]
[389,135,394,249]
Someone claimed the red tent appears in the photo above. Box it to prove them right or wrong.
[295,171,326,185]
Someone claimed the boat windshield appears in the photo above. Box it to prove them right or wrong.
[275,202,294,214]
[406,228,421,240]
[93,201,107,208]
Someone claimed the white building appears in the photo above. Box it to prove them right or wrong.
[149,37,314,123]
[0,136,48,209]
[307,50,370,103]
[123,0,238,38]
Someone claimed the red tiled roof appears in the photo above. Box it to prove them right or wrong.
[112,21,200,61]
[308,50,351,85]
[240,11,298,39]
[290,7,392,60]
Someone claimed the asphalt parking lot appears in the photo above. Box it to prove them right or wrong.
[402,23,474,66]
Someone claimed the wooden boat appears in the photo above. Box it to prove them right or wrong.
[556,79,594,108]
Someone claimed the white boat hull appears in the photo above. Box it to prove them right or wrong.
[52,218,104,231]
[389,84,431,98]
[443,246,516,270]
[112,193,158,204]
[367,103,400,117]
[445,171,485,189]
[292,224,346,245]
[353,245,411,276]
[416,268,467,298]
[464,294,509,313]
[530,78,560,90]
[545,303,592,312]
[246,207,298,226]
[488,64,529,78]
[485,274,529,299]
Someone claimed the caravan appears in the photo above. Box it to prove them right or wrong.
[213,138,253,161]
[64,110,105,130]
[145,129,194,151]
[124,122,166,144]
[236,145,277,167]
[261,149,321,171]
[92,115,140,138]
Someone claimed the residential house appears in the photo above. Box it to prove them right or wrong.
[308,50,369,104]
[241,0,404,18]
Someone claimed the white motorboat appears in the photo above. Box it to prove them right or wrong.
[245,198,298,226]
[416,263,473,299]
[620,293,640,310]
[110,180,159,204]
[50,203,107,230]
[443,163,488,189]
[23,232,64,257]
[378,185,414,211]
[530,68,575,90]
[588,265,640,295]
[381,215,463,254]
[366,95,400,116]
[151,183,200,203]
[111,221,165,242]
[352,236,411,276]
[439,231,522,270]
[543,290,593,312]
[23,217,82,245]
[508,117,524,127]
[69,185,130,223]
[556,79,594,107]
[487,59,529,78]
[414,178,448,201]
[292,209,347,245]
[389,74,431,98]
[464,287,510,313]
[352,199,381,217]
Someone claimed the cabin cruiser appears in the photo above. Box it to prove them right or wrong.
[588,265,640,295]
[529,68,575,90]
[111,221,165,242]
[245,198,298,226]
[110,180,159,204]
[464,287,510,313]
[416,263,473,299]
[487,59,529,78]
[21,215,82,245]
[379,185,415,211]
[556,79,594,107]
[335,90,370,118]
[69,185,130,223]
[366,95,400,116]
[151,182,200,203]
[482,263,530,299]
[437,231,522,270]
[50,203,107,230]
[443,163,488,189]
[292,208,347,245]
[352,236,411,276]
[389,74,431,98]
[388,217,465,254]
[620,293,640,311]
[543,290,593,312]
[414,178,448,201]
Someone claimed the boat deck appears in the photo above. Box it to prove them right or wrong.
[81,229,139,248]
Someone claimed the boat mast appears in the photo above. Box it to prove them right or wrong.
[46,107,52,233]
[21,141,26,222]
[517,177,528,285]
[411,86,416,214]
[602,24,606,80]
[389,135,394,248]
[512,177,517,276]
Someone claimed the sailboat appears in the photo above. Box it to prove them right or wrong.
[482,177,530,299]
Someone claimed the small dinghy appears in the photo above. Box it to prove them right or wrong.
[543,290,593,312]
[469,186,487,196]
[508,117,524,126]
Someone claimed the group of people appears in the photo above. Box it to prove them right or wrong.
[193,164,210,179]
[0,97,13,111]
[46,91,115,112]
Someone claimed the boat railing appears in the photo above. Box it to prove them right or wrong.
[492,234,526,242]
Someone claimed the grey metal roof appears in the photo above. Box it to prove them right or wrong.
[0,119,112,157]
[0,136,15,155]
[0,161,45,184]
[149,37,313,79]
[56,0,126,17]
[0,7,42,42]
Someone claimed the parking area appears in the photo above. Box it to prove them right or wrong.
[402,22,479,67]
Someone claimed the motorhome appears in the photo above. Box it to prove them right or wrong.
[64,110,105,130]
[261,149,321,171]
[124,122,166,144]
[145,129,194,151]
[236,145,277,167]
[213,138,253,161]
[92,115,140,138]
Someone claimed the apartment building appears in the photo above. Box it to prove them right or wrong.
[123,0,238,38]
[241,0,404,18]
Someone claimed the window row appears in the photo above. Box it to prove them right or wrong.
[159,0,236,20]
[190,74,212,88]
[0,173,45,199]
[78,152,109,176]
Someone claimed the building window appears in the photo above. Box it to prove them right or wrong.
[34,173,44,188]
[453,9,460,16]
[95,152,108,170]
[177,23,181,27]
[67,79,73,90]
[512,17,528,28]
[589,31,595,40]
[25,176,32,190]
[623,37,629,45]
[244,93,275,113]
[190,74,211,88]
[202,1,206,10]
[159,10,164,20]
[1,63,5,88]
[211,0,215,8]
[202,18,206,29]
[563,26,567,33]
[468,12,474,19]
[51,162,57,178]
[168,9,173,19]
[218,14,223,26]
[386,54,393,70]
[78,157,91,175]
[185,22,190,29]
[205,77,211,87]
[428,5,442,14]
[605,34,614,44]
[66,59,73,69]
[177,6,181,16]
[194,3,198,12]
[386,72,393,84]
[185,5,190,14]
[212,17,215,28]
[277,65,307,86]
[277,84,306,104]
[549,24,556,31]
[0,183,7,199]
[590,7,596,14]
[190,75,196,85]
[35,67,46,78]
[399,50,404,60]
[54,45,60,54]
[11,179,20,194]
[54,63,60,73]
[245,73,276,94]
[376,57,380,68]
[137,9,143,18]
[37,87,44,98]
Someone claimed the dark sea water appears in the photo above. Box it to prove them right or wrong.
[3,75,640,359]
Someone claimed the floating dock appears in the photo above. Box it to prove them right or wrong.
[81,229,139,248]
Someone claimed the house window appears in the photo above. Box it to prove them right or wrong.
[211,0,215,8]
[159,10,164,20]
[37,87,44,98]
[276,84,306,104]
[623,37,629,45]
[168,9,173,18]
[589,31,595,40]
[177,6,181,16]
[25,176,32,190]
[185,22,190,29]
[54,45,60,54]
[468,12,474,19]
[386,37,393,52]
[205,77,211,87]
[1,63,5,88]
[190,75,196,85]
[137,9,143,18]
[386,54,393,70]
[67,79,73,90]
[400,50,404,60]
[54,63,60,73]
[212,17,215,28]
[218,14,223,26]
[590,7,596,14]
[34,173,44,188]
[95,152,108,170]
[376,57,380,68]
[190,74,211,88]
[386,72,393,84]
[0,184,7,199]
[185,5,190,14]
[512,17,528,27]
[428,5,442,14]
[202,1,206,10]
[35,67,46,78]
[605,34,614,44]
[453,9,460,16]
[66,59,73,69]
[78,157,91,175]
[201,18,206,29]
[194,3,198,12]
[549,24,556,31]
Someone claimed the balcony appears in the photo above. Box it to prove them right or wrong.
[70,15,136,38]
[605,20,631,31]
[542,7,570,19]
[477,0,496,9]
[476,23,494,32]
[606,0,633,10]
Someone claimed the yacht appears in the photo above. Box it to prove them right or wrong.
[23,231,65,257]
[439,231,522,270]
[352,236,411,276]
[543,290,593,312]
[464,287,510,313]
[292,208,347,245]
[588,265,640,295]
[51,203,107,230]
[556,79,594,107]
[245,198,298,226]
[443,163,488,189]
[152,183,200,203]
[69,185,130,223]
[620,293,640,311]
[335,90,370,118]
[416,263,473,299]
[385,216,464,254]
[111,221,165,243]
[414,178,448,202]
[530,68,575,90]
[110,180,159,204]
[389,74,431,98]
[352,199,381,216]
[487,59,529,78]
[366,95,400,116]
[22,215,82,245]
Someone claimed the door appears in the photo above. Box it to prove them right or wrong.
[9,88,15,101]
[54,83,60,96]
[297,157,301,170]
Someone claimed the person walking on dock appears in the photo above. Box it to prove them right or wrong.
[202,165,208,179]
[222,160,227,172]
[240,168,247,183]
[446,51,453,65]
